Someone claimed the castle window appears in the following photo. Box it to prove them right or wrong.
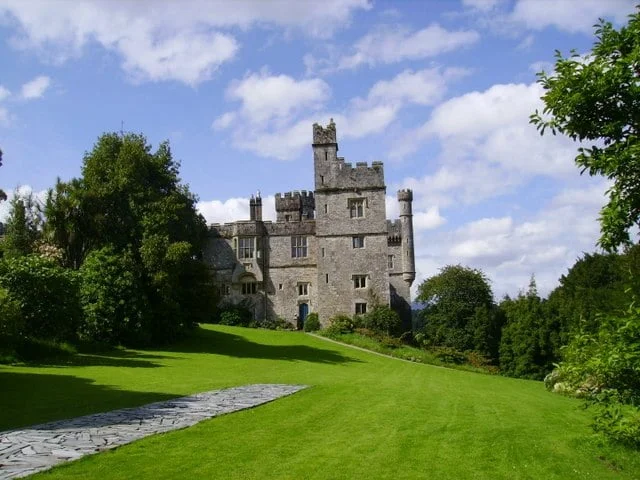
[325,273,329,283]
[324,204,328,214]
[355,303,367,315]
[291,236,308,258]
[219,285,230,296]
[298,283,309,296]
[285,214,291,222]
[353,275,367,289]
[388,255,394,269]
[321,247,325,257]
[241,281,257,295]
[238,237,255,259]
[320,175,324,185]
[352,235,365,249]
[349,198,365,218]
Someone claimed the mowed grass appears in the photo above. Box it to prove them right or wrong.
[1,325,638,479]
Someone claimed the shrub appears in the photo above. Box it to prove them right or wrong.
[255,317,296,330]
[218,303,253,327]
[324,314,357,335]
[0,287,24,341]
[0,255,80,340]
[363,305,402,336]
[304,313,321,332]
[429,346,467,365]
[79,247,147,345]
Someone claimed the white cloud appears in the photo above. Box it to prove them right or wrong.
[0,0,369,85]
[0,107,9,126]
[337,24,479,70]
[0,86,10,102]
[226,71,330,126]
[411,180,610,299]
[462,0,506,11]
[414,206,446,231]
[20,75,50,99]
[219,67,467,161]
[197,195,276,224]
[510,0,636,34]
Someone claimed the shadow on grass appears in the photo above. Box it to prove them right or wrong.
[24,349,173,369]
[0,371,178,432]
[168,326,361,365]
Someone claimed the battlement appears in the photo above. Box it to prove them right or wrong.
[313,119,337,145]
[397,189,413,202]
[275,190,315,221]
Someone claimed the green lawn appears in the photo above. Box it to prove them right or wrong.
[1,325,638,479]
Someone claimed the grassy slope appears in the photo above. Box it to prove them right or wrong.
[1,325,637,479]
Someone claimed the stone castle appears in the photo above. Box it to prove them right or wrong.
[204,120,415,327]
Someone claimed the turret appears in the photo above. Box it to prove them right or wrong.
[398,189,415,284]
[313,119,338,190]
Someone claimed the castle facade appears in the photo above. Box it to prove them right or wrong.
[204,120,415,327]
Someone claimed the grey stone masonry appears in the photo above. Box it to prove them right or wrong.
[0,384,307,479]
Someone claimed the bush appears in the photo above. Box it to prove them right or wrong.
[429,346,467,365]
[218,303,253,327]
[304,313,321,332]
[0,287,24,341]
[79,247,147,345]
[0,255,80,341]
[255,317,296,330]
[363,305,402,336]
[553,304,640,447]
[324,314,357,335]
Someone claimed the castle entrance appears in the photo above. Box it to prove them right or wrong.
[298,303,309,328]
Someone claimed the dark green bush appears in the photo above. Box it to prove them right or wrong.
[304,312,321,332]
[0,255,80,340]
[324,314,357,335]
[79,247,147,345]
[430,346,467,365]
[0,286,24,341]
[218,303,253,327]
[363,305,402,336]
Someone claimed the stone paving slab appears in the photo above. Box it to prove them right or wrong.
[0,384,307,479]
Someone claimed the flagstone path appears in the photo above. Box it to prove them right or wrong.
[0,384,307,479]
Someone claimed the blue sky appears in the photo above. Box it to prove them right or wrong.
[0,0,637,299]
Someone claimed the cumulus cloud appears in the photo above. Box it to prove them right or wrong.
[0,0,369,85]
[217,67,467,161]
[509,0,636,34]
[197,195,276,225]
[0,86,10,102]
[20,75,50,99]
[411,180,610,299]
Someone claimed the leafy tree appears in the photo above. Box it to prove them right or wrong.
[499,276,555,380]
[2,191,42,258]
[530,9,640,251]
[0,255,80,341]
[46,133,215,344]
[416,265,501,359]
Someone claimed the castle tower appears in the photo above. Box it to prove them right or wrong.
[313,120,389,323]
[397,189,415,284]
[249,192,263,222]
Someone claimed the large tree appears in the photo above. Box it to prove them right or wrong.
[530,9,640,251]
[46,133,216,344]
[416,265,502,359]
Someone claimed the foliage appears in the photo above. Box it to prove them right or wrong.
[44,133,215,344]
[2,191,42,258]
[499,277,556,380]
[218,303,253,327]
[530,10,640,251]
[79,247,147,345]
[552,303,640,448]
[416,265,502,359]
[0,286,24,341]
[323,313,362,336]
[0,255,80,341]
[362,304,402,336]
[303,312,321,332]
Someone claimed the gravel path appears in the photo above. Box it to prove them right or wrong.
[0,384,307,479]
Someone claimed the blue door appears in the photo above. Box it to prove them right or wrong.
[298,303,309,328]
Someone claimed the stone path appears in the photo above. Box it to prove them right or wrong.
[0,384,307,479]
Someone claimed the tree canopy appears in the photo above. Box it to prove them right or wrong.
[530,9,640,251]
[416,265,502,359]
